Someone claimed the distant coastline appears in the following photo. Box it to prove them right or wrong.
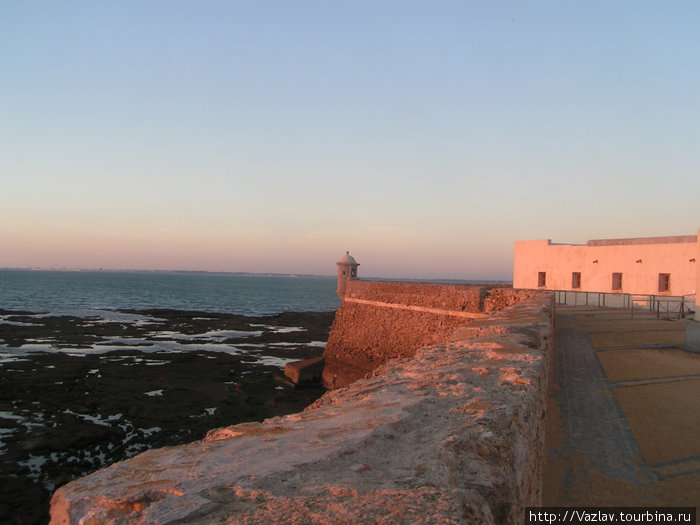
[0,268,513,284]
[0,267,334,279]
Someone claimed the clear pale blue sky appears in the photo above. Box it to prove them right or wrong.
[2,1,698,279]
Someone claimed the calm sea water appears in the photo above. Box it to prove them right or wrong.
[0,270,340,318]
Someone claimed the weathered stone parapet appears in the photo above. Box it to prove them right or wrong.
[50,292,552,525]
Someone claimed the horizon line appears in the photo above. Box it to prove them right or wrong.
[0,267,513,284]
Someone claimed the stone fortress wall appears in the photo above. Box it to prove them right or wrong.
[323,279,536,388]
[50,270,553,524]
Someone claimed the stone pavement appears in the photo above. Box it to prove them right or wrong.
[544,306,700,507]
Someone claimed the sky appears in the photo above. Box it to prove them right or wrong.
[2,1,698,280]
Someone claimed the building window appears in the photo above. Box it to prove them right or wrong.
[572,272,582,289]
[658,273,670,293]
[538,272,546,288]
[612,272,623,291]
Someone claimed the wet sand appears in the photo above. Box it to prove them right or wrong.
[0,308,335,525]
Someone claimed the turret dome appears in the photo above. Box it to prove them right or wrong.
[337,251,359,266]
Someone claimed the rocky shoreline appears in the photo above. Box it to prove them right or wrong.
[0,308,335,525]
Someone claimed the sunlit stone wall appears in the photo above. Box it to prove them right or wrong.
[323,280,536,388]
[50,292,553,525]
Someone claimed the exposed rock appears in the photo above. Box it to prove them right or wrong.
[0,310,334,524]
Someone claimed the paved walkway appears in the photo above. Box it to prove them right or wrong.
[544,306,700,507]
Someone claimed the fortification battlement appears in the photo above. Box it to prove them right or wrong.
[51,279,553,525]
[323,256,537,389]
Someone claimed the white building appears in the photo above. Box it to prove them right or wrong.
[513,231,700,352]
[513,235,697,296]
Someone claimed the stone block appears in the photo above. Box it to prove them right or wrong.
[284,356,325,384]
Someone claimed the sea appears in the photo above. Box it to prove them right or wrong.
[0,270,341,519]
[0,269,341,318]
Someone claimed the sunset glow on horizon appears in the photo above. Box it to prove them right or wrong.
[2,2,698,280]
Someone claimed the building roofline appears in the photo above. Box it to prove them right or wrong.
[586,235,697,247]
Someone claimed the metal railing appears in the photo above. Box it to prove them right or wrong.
[553,290,696,319]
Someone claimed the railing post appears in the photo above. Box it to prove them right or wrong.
[631,295,634,318]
